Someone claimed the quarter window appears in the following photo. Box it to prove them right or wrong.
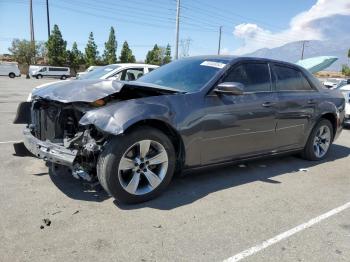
[274,65,312,91]
[223,63,271,92]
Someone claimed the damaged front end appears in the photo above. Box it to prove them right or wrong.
[22,99,106,181]
[16,79,180,182]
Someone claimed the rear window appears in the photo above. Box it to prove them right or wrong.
[274,65,313,91]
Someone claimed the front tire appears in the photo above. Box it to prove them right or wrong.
[97,127,176,204]
[9,72,15,78]
[61,75,67,80]
[302,119,333,161]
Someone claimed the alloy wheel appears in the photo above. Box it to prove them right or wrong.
[313,125,331,158]
[118,140,168,195]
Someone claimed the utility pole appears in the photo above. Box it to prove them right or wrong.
[217,26,222,55]
[301,40,308,60]
[46,0,51,38]
[175,0,180,60]
[29,0,35,77]
[29,0,35,43]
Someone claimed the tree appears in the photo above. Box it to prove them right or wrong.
[103,26,117,64]
[162,44,172,64]
[342,64,350,77]
[85,32,99,66]
[46,24,67,66]
[8,39,42,77]
[67,42,84,74]
[145,44,163,65]
[119,41,136,63]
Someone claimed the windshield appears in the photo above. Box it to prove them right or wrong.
[78,65,120,80]
[136,57,229,92]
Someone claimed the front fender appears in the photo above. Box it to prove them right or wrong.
[79,98,174,135]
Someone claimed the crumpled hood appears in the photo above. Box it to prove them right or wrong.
[32,79,124,103]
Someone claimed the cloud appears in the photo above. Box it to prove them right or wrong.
[232,0,350,55]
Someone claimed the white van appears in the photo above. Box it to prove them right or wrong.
[0,62,21,78]
[29,65,42,76]
[31,66,70,80]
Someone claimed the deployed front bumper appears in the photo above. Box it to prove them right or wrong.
[23,128,77,166]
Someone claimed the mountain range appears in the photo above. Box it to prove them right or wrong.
[244,38,350,71]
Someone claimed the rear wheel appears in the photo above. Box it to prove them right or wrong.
[9,72,15,78]
[97,127,176,204]
[302,119,333,160]
[61,75,67,80]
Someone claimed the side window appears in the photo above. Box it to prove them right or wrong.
[224,63,271,92]
[40,67,47,72]
[274,65,312,91]
[148,67,155,72]
[123,68,144,81]
[113,70,123,80]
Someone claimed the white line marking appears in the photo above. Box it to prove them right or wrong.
[224,201,350,262]
[0,140,21,144]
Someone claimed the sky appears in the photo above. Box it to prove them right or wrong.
[0,0,349,61]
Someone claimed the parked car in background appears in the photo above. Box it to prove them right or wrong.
[0,62,21,78]
[14,56,345,204]
[334,80,350,126]
[29,65,42,76]
[332,79,350,90]
[76,66,102,78]
[26,64,159,101]
[323,78,343,88]
[31,66,70,80]
[77,63,158,80]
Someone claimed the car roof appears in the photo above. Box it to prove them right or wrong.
[108,63,159,68]
[180,55,300,68]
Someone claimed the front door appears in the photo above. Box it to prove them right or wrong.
[201,62,278,165]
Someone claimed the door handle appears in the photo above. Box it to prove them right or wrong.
[262,102,276,107]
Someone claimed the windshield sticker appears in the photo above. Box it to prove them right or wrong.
[200,61,226,69]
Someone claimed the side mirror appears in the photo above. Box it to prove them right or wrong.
[214,82,244,95]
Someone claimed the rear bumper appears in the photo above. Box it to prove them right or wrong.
[23,128,77,166]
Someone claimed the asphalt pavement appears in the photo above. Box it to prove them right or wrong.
[0,76,349,262]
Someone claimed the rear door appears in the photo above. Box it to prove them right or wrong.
[272,63,319,149]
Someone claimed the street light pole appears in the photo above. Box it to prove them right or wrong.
[218,26,222,55]
[175,0,180,60]
[46,0,51,38]
[29,0,34,43]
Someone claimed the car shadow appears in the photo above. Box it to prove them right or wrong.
[48,172,109,202]
[115,144,350,210]
[28,144,350,206]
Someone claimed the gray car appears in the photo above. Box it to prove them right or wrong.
[14,56,345,204]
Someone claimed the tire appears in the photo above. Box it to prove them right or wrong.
[97,126,176,204]
[9,72,15,78]
[61,75,67,80]
[36,74,43,79]
[301,119,333,161]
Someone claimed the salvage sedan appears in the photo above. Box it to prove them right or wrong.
[14,56,345,203]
